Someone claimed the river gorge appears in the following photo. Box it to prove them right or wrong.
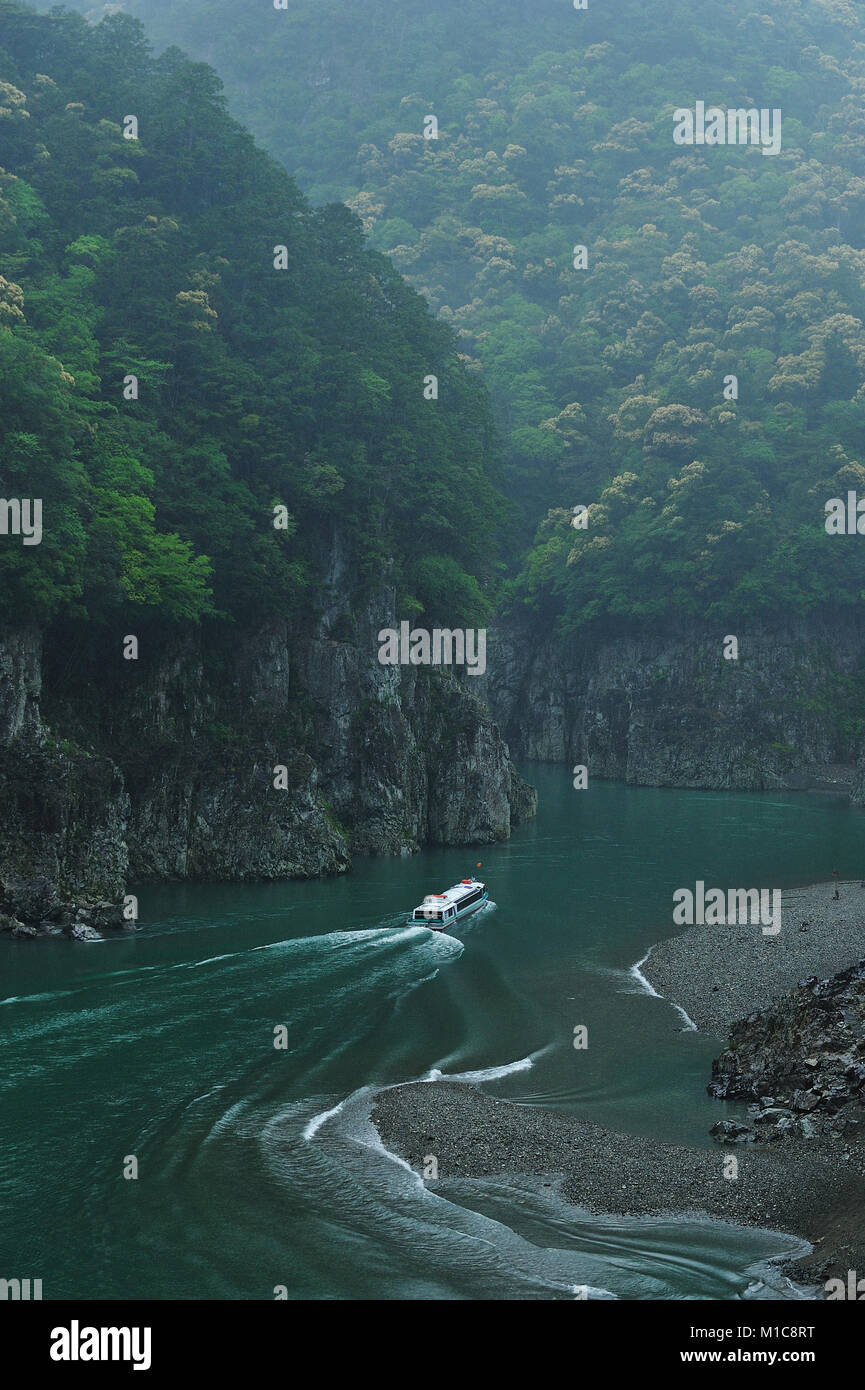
[2,767,863,1299]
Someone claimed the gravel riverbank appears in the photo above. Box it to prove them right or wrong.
[371,881,865,1293]
[372,1080,865,1286]
[642,879,865,1037]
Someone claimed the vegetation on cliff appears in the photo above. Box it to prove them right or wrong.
[0,2,504,637]
[96,0,865,631]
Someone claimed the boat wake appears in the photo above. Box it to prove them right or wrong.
[627,948,661,998]
[292,1070,810,1300]
[425,1054,536,1085]
[292,1076,618,1298]
[623,947,698,1031]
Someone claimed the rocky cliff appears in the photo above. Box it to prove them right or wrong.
[480,614,865,800]
[0,588,535,937]
[708,958,865,1150]
[0,628,129,939]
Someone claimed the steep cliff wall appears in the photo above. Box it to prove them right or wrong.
[105,598,533,883]
[0,629,129,938]
[0,587,535,935]
[481,615,865,799]
[15,590,861,943]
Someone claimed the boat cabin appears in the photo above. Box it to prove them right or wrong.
[410,878,486,924]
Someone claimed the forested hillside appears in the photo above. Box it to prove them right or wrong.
[0,1,503,637]
[0,3,534,927]
[72,0,865,631]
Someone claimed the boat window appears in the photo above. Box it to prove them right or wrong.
[415,888,484,922]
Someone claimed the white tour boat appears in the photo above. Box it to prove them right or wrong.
[409,878,488,930]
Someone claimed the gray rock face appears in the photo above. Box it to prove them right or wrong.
[0,629,130,936]
[479,615,865,796]
[0,627,41,744]
[709,959,865,1144]
[709,1119,757,1144]
[68,923,102,942]
[115,594,534,881]
[0,586,535,932]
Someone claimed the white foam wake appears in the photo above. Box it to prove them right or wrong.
[628,947,698,1030]
[303,1053,537,1144]
[629,948,661,998]
[671,1002,698,1031]
[303,1096,349,1142]
[430,1055,535,1084]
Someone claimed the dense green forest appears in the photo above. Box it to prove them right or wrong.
[0,1,504,637]
[60,0,865,633]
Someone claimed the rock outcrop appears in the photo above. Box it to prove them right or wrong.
[708,959,865,1146]
[0,629,129,938]
[479,614,865,798]
[0,578,535,936]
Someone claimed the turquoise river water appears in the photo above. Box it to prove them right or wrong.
[2,766,863,1300]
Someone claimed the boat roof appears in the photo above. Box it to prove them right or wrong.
[416,879,484,908]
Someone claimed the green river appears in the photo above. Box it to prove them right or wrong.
[2,767,863,1299]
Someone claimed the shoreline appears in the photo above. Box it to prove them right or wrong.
[642,878,865,1038]
[372,1079,865,1290]
[372,880,865,1293]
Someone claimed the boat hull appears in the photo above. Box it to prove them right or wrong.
[411,891,488,930]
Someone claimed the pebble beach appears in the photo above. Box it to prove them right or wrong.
[372,881,865,1291]
[643,879,865,1037]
